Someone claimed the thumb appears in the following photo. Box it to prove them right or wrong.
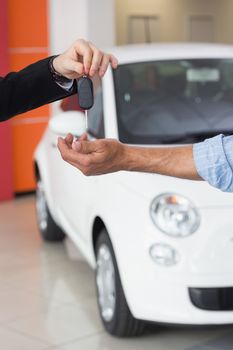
[64,58,84,77]
[72,140,98,154]
[72,133,88,150]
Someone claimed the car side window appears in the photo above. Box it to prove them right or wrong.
[87,76,105,138]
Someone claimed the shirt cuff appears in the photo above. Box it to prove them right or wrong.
[193,134,233,192]
[56,79,74,91]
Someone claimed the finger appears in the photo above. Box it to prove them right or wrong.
[65,133,74,146]
[58,137,84,163]
[99,54,111,77]
[58,137,69,151]
[73,40,93,75]
[73,140,99,154]
[57,137,69,157]
[110,54,118,69]
[99,54,118,77]
[72,140,81,151]
[58,138,97,172]
[78,133,88,142]
[72,133,87,150]
[83,49,93,75]
[79,44,93,75]
[89,45,103,77]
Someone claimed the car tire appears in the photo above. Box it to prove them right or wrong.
[35,179,65,242]
[95,229,145,337]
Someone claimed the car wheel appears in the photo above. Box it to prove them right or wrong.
[95,229,145,337]
[35,179,65,242]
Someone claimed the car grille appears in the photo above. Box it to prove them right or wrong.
[189,287,233,311]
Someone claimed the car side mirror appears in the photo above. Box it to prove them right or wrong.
[49,111,86,137]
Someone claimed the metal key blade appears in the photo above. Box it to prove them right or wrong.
[85,110,88,131]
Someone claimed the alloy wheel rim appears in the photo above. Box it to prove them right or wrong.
[36,181,48,231]
[96,243,116,322]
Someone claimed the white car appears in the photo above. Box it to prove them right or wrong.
[35,43,233,337]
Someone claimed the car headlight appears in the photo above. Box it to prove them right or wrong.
[150,193,200,237]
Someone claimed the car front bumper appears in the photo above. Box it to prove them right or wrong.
[129,272,233,324]
[111,206,233,324]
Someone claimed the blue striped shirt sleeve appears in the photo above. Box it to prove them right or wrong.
[193,134,233,192]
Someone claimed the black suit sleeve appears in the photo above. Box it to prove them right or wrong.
[0,57,77,122]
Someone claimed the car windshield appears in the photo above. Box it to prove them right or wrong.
[113,59,233,144]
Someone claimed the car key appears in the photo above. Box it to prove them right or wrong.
[77,76,94,131]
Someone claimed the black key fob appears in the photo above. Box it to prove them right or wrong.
[77,76,94,110]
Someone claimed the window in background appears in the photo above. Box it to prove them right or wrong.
[128,15,160,44]
[188,15,214,42]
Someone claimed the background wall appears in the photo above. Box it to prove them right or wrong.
[8,0,50,193]
[49,0,115,54]
[115,0,232,45]
[48,0,115,116]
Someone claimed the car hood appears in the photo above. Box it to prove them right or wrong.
[110,171,233,208]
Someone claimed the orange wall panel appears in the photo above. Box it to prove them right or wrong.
[9,51,50,192]
[0,0,14,200]
[9,52,49,71]
[8,0,49,193]
[12,122,48,192]
[8,0,48,48]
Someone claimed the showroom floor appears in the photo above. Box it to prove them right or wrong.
[0,195,233,350]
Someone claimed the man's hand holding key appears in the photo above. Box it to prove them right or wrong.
[57,40,118,150]
[53,39,118,80]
